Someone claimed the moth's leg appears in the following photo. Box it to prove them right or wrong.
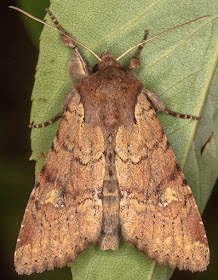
[128,30,149,71]
[46,9,91,79]
[29,112,62,128]
[144,88,201,120]
[29,89,76,128]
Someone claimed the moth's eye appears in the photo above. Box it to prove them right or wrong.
[92,64,99,73]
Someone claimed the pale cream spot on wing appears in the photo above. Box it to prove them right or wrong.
[186,186,192,194]
[45,190,59,204]
[164,187,180,204]
[39,190,59,206]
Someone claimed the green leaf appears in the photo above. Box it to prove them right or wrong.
[184,61,218,214]
[17,0,49,46]
[28,0,218,279]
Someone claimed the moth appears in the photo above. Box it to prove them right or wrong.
[11,6,209,275]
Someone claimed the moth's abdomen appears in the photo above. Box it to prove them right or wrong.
[99,132,120,250]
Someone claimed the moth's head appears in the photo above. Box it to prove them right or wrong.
[95,50,121,71]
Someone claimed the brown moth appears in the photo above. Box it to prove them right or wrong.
[11,6,209,275]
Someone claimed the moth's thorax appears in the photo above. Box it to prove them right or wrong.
[76,63,143,129]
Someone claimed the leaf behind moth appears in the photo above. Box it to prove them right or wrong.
[29,0,218,279]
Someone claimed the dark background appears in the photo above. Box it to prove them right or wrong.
[1,1,217,279]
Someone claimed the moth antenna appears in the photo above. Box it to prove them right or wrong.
[9,6,101,61]
[117,15,210,61]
